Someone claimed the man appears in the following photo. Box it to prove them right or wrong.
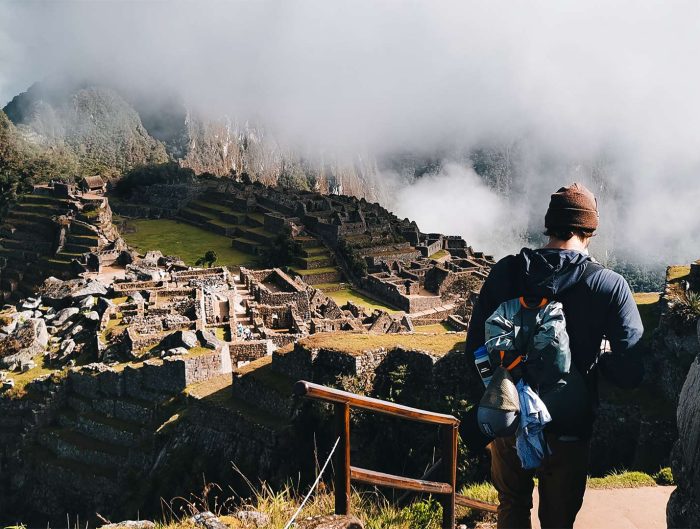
[464,182,644,529]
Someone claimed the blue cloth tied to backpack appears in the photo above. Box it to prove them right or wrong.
[515,380,552,469]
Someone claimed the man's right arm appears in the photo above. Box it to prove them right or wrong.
[597,270,645,389]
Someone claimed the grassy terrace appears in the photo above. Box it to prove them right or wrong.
[325,287,400,313]
[290,266,339,276]
[429,249,449,260]
[118,218,255,268]
[414,322,454,333]
[2,354,57,398]
[292,331,465,356]
[190,200,232,212]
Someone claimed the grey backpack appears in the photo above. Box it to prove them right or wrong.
[477,295,589,437]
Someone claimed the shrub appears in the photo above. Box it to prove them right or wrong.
[399,497,442,529]
[653,467,675,485]
[670,290,700,328]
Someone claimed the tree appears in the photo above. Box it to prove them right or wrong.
[195,250,218,268]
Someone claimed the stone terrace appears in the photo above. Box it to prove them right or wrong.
[0,182,124,303]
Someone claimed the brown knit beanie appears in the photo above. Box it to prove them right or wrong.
[544,182,599,231]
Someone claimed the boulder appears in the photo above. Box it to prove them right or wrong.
[161,330,198,350]
[20,359,36,372]
[164,347,188,356]
[84,311,100,322]
[60,339,76,356]
[67,324,84,338]
[80,295,96,309]
[54,307,80,327]
[18,310,34,322]
[296,515,364,529]
[190,511,229,529]
[198,329,223,349]
[71,280,107,300]
[667,319,700,529]
[1,315,18,334]
[0,318,49,370]
[234,510,271,528]
[21,297,41,310]
[96,297,115,316]
[130,292,145,304]
[41,278,107,304]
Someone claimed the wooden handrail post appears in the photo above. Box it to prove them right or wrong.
[439,423,458,529]
[335,402,351,515]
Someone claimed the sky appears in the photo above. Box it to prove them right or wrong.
[1,1,699,264]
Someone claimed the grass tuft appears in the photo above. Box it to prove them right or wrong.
[587,470,657,489]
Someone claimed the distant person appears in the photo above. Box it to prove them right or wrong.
[464,183,644,529]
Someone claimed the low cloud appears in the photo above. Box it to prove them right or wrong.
[1,1,699,265]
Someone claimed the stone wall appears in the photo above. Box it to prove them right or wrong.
[667,321,700,529]
[690,260,700,291]
[229,340,272,363]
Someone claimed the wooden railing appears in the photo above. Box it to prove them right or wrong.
[294,380,497,529]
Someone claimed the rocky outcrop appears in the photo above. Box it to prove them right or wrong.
[3,81,385,200]
[0,318,49,370]
[650,268,700,404]
[4,83,168,173]
[667,320,700,529]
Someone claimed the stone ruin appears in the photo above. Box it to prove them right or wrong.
[235,267,413,359]
[0,256,415,389]
[132,179,496,329]
[0,181,125,303]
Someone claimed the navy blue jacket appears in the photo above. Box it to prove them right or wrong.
[463,248,644,443]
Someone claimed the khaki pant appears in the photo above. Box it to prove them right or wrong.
[489,434,589,529]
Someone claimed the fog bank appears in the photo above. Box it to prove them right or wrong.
[1,1,699,264]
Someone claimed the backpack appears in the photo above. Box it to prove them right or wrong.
[477,261,602,437]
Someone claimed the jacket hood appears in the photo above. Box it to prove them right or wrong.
[517,247,593,298]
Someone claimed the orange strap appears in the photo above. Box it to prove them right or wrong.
[519,296,548,309]
[499,350,523,371]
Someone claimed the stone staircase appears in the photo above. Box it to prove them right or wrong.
[175,195,346,287]
[0,193,113,302]
[175,197,278,256]
[22,371,184,519]
[289,236,343,287]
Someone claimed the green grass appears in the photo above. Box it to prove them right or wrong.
[119,218,255,268]
[294,332,465,356]
[587,470,657,489]
[415,322,454,333]
[291,266,339,276]
[2,354,57,398]
[429,249,449,260]
[213,327,230,341]
[110,296,129,305]
[667,265,691,282]
[326,287,400,313]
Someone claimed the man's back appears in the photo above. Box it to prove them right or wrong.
[466,247,644,411]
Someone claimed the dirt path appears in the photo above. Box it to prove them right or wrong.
[532,486,673,529]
